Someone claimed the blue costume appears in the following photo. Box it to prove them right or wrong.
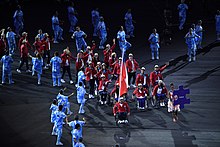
[52,15,63,43]
[71,129,81,147]
[195,25,203,49]
[97,20,107,49]
[73,30,87,52]
[6,31,16,55]
[91,9,100,36]
[50,104,58,123]
[75,142,85,147]
[1,55,13,84]
[50,56,62,86]
[117,30,131,52]
[68,120,85,138]
[56,93,72,114]
[216,14,220,40]
[36,33,45,41]
[13,9,23,36]
[77,86,86,114]
[124,11,134,38]
[68,6,78,33]
[177,3,188,30]
[32,57,43,84]
[185,32,199,61]
[52,110,66,145]
[148,33,160,60]
[77,71,85,87]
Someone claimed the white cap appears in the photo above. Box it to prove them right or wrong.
[141,67,145,70]
[97,62,101,65]
[101,74,105,78]
[129,53,133,57]
[154,64,159,68]
[94,53,98,56]
[119,57,122,60]
[138,83,142,86]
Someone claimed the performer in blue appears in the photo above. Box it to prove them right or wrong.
[1,51,14,84]
[72,26,87,52]
[13,5,24,37]
[76,82,87,114]
[66,114,86,139]
[75,138,85,147]
[36,29,44,41]
[91,8,100,37]
[97,16,107,49]
[185,28,200,62]
[6,27,16,55]
[71,124,81,147]
[52,11,64,44]
[117,26,131,52]
[29,53,43,85]
[177,0,188,30]
[124,9,135,38]
[50,99,58,135]
[216,10,220,40]
[68,2,78,33]
[195,20,203,49]
[52,105,66,146]
[77,69,86,87]
[148,28,160,60]
[50,51,62,87]
[56,88,74,115]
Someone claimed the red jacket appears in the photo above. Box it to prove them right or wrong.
[98,79,111,91]
[41,37,51,51]
[150,65,167,87]
[103,44,116,64]
[113,62,121,75]
[133,88,148,98]
[75,58,85,71]
[126,59,139,73]
[85,66,96,81]
[0,39,6,56]
[61,53,74,67]
[109,58,118,70]
[96,69,111,80]
[20,44,29,58]
[33,40,44,53]
[152,85,168,96]
[113,102,130,114]
[18,37,31,50]
[135,73,150,87]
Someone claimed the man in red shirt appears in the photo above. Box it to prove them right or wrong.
[103,38,116,68]
[132,83,149,110]
[98,74,111,105]
[150,63,168,88]
[135,67,150,89]
[126,53,139,88]
[17,39,31,73]
[113,97,130,123]
[85,61,96,98]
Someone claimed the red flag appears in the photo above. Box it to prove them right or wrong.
[119,51,128,97]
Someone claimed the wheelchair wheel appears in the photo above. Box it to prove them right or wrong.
[150,97,157,107]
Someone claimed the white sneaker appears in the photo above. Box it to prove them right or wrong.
[17,69,21,73]
[38,81,41,85]
[125,120,128,123]
[61,79,65,83]
[53,41,59,44]
[56,142,63,146]
[91,95,94,99]
[43,66,49,69]
[89,94,92,99]
[95,90,98,96]
[193,57,196,61]
[51,132,57,136]
[104,101,107,104]
[70,80,74,84]
[160,102,163,107]
[100,101,104,105]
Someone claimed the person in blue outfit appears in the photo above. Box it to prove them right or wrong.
[177,0,188,30]
[1,51,14,85]
[71,123,81,147]
[76,82,87,114]
[117,26,131,52]
[52,11,64,44]
[72,26,87,52]
[68,2,78,33]
[185,28,200,62]
[216,10,220,40]
[29,53,43,85]
[56,88,74,115]
[50,51,62,87]
[13,5,24,37]
[91,8,100,37]
[66,114,86,139]
[6,27,16,55]
[75,138,85,147]
[52,105,66,146]
[124,9,135,38]
[36,29,45,41]
[50,99,58,135]
[148,28,160,60]
[195,20,203,49]
[97,16,107,49]
[76,69,86,87]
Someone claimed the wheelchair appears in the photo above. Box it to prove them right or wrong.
[115,112,129,126]
[97,90,111,106]
[150,93,168,109]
